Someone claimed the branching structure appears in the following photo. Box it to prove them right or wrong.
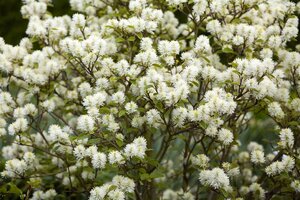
[0,0,300,199]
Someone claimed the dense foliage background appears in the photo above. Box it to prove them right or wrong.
[1,0,300,199]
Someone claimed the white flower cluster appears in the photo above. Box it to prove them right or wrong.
[249,183,265,199]
[30,189,57,200]
[199,168,230,190]
[103,9,164,35]
[265,155,295,176]
[191,154,209,168]
[89,175,135,200]
[73,136,147,168]
[124,137,147,159]
[250,150,265,165]
[291,180,300,193]
[162,189,194,200]
[1,152,37,178]
[77,115,95,132]
[278,128,294,149]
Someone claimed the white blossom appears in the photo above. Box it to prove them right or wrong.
[199,168,230,189]
[250,150,265,165]
[77,115,95,132]
[279,128,294,149]
[92,152,107,169]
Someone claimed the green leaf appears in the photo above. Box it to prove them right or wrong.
[242,16,252,23]
[231,18,241,24]
[128,36,135,42]
[69,133,89,141]
[140,170,164,181]
[108,185,118,192]
[105,25,114,29]
[99,107,110,114]
[222,47,236,54]
[116,37,125,43]
[199,122,207,129]
[288,121,298,126]
[87,138,101,145]
[140,173,150,181]
[136,33,143,39]
[152,63,161,68]
[200,55,210,63]
[116,139,123,147]
[137,107,145,113]
[149,170,164,179]
[191,80,199,87]
[256,39,264,44]
[146,157,159,167]
[27,178,42,188]
[253,5,259,10]
[0,183,22,195]
[52,144,60,152]
[138,168,147,173]
[118,110,126,117]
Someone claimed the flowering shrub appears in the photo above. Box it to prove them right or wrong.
[1,0,300,199]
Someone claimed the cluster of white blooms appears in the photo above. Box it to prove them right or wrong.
[191,154,209,168]
[77,115,95,132]
[194,35,211,54]
[202,88,237,115]
[218,128,234,145]
[82,91,107,110]
[12,104,37,118]
[60,36,117,58]
[92,152,107,169]
[1,152,37,178]
[103,14,161,35]
[222,163,240,178]
[1,143,32,160]
[125,101,138,114]
[1,159,27,178]
[101,114,120,133]
[291,180,300,193]
[73,145,88,160]
[73,145,106,169]
[108,151,124,165]
[30,189,57,200]
[166,0,187,6]
[8,118,28,135]
[249,183,265,199]
[199,168,230,190]
[278,128,294,149]
[158,40,180,65]
[47,125,71,145]
[162,189,194,200]
[73,137,146,168]
[235,58,275,78]
[21,0,48,19]
[250,150,265,165]
[265,155,295,176]
[268,102,285,119]
[89,176,135,200]
[188,88,237,139]
[124,137,147,159]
